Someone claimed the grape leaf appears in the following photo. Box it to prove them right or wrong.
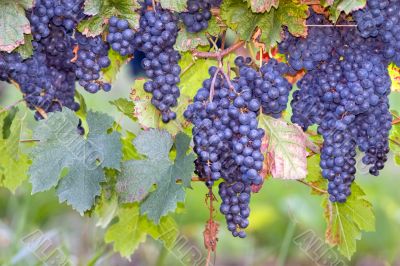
[15,34,33,59]
[78,0,140,37]
[220,0,308,48]
[0,1,33,52]
[130,79,191,135]
[175,17,220,52]
[258,115,308,180]
[389,113,400,165]
[110,98,136,121]
[336,0,366,14]
[103,49,130,83]
[0,108,30,192]
[304,155,328,195]
[104,203,178,259]
[389,63,400,93]
[324,183,375,259]
[324,0,366,21]
[245,0,280,13]
[179,53,219,98]
[160,0,187,12]
[29,109,122,214]
[116,130,195,223]
[95,193,118,228]
[83,0,102,16]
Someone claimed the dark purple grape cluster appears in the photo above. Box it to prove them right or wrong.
[184,66,257,237]
[218,177,251,238]
[354,0,400,65]
[75,32,111,93]
[282,9,394,203]
[279,11,341,71]
[185,57,293,236]
[134,4,181,123]
[28,0,85,41]
[181,0,212,33]
[107,16,136,56]
[256,58,291,118]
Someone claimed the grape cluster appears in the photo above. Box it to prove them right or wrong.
[279,12,341,71]
[282,9,393,202]
[75,32,111,93]
[28,0,84,41]
[219,177,251,238]
[181,0,212,33]
[107,17,136,56]
[354,0,400,65]
[184,66,258,237]
[134,5,181,122]
[185,55,296,236]
[0,0,114,124]
[256,58,291,118]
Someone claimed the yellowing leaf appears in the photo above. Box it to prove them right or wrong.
[246,0,280,13]
[259,115,308,180]
[389,63,400,92]
[324,183,375,259]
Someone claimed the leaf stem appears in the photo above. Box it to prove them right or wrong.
[0,99,24,114]
[20,139,40,143]
[297,179,328,194]
[389,137,400,147]
[392,117,400,125]
[192,40,245,59]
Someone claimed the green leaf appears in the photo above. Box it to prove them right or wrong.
[159,0,187,12]
[75,89,88,117]
[0,108,30,192]
[78,0,140,37]
[15,34,33,59]
[0,1,33,52]
[104,203,178,258]
[324,183,375,259]
[29,109,122,214]
[121,130,141,161]
[258,115,308,180]
[179,53,218,98]
[117,130,195,223]
[245,0,280,13]
[304,155,327,195]
[220,0,308,48]
[130,79,191,135]
[95,193,118,228]
[77,15,108,37]
[175,17,220,52]
[110,98,136,121]
[83,0,102,16]
[325,0,366,21]
[103,49,130,83]
[389,112,400,165]
[337,0,366,13]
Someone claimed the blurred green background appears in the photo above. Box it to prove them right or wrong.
[1,62,400,266]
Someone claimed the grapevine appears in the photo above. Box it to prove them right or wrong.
[0,0,400,264]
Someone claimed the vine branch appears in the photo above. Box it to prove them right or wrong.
[192,40,245,59]
[392,117,400,125]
